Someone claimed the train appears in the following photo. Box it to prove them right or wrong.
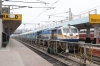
[16,26,79,42]
[13,25,79,53]
[79,29,96,41]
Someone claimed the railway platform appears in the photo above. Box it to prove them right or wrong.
[0,38,53,66]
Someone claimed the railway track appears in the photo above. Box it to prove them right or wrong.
[17,40,99,66]
[60,52,100,65]
[26,45,68,66]
[18,40,81,66]
[87,55,100,65]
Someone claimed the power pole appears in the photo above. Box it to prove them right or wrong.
[69,8,71,21]
[69,8,73,21]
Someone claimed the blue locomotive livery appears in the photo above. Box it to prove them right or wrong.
[15,26,79,42]
[14,25,79,53]
[37,26,79,42]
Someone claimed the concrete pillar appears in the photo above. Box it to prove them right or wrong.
[93,24,99,44]
[66,43,69,52]
[85,28,91,43]
[0,0,2,48]
[86,28,90,37]
[0,19,2,48]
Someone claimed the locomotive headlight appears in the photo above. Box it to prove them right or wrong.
[64,35,67,37]
[76,35,78,37]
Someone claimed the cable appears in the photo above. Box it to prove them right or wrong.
[51,0,60,6]
[47,0,68,21]
[48,12,68,21]
[4,0,49,4]
[30,2,54,22]
[75,5,100,15]
[49,12,68,16]
[30,4,48,23]
[46,0,61,22]
[30,0,60,23]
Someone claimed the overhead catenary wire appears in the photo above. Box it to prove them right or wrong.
[48,11,69,20]
[29,4,48,23]
[47,0,68,21]
[48,11,68,16]
[48,0,60,7]
[30,0,60,22]
[44,3,100,23]
[46,0,61,22]
[30,0,60,23]
[3,0,49,4]
[3,5,55,8]
[75,5,100,15]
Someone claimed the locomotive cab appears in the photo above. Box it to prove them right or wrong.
[56,26,79,42]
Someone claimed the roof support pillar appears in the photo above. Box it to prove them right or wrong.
[85,27,91,43]
[93,24,99,44]
[0,19,3,48]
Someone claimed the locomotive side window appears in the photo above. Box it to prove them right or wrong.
[91,30,94,32]
[58,29,62,34]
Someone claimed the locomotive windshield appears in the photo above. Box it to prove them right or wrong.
[71,28,77,33]
[63,28,70,33]
[63,28,77,33]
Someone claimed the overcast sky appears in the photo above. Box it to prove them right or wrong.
[2,0,100,30]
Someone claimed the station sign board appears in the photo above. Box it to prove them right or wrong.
[2,14,22,21]
[89,14,100,24]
